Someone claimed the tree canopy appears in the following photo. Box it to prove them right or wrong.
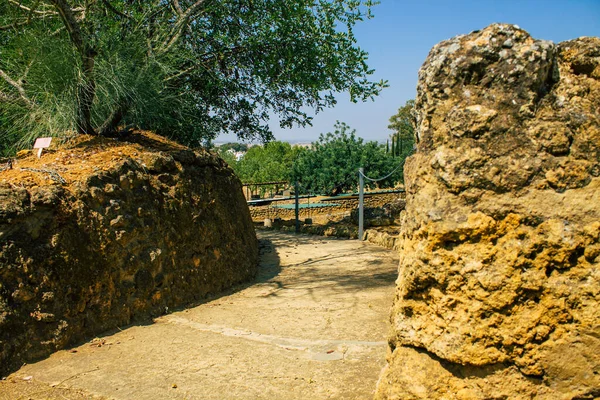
[291,121,401,195]
[218,142,249,153]
[0,0,386,154]
[234,141,304,184]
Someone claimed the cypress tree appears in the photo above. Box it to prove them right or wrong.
[399,134,403,155]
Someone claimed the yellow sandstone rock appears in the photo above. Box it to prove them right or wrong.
[376,24,600,399]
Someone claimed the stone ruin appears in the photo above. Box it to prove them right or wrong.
[0,132,258,377]
[376,24,599,399]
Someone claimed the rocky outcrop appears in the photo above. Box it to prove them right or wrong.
[0,132,258,377]
[376,25,600,399]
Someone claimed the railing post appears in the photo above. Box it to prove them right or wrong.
[358,167,364,241]
[295,181,300,233]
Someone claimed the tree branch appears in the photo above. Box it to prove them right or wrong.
[159,0,211,54]
[101,0,131,19]
[184,0,211,18]
[164,65,197,82]
[26,0,41,23]
[8,0,58,16]
[1,2,80,30]
[98,99,130,136]
[163,44,247,82]
[20,60,34,83]
[0,90,17,103]
[0,20,31,30]
[49,0,85,52]
[0,69,34,108]
[172,0,184,16]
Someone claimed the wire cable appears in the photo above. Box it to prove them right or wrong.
[359,157,408,183]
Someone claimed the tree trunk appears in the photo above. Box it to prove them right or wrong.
[99,99,130,136]
[50,0,97,135]
[78,51,96,135]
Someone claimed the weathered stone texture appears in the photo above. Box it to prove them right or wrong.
[0,133,258,377]
[248,192,403,222]
[376,24,600,399]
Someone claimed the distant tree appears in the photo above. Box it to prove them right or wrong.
[216,147,238,169]
[291,122,401,196]
[219,143,249,153]
[388,99,415,156]
[235,141,305,184]
[0,0,386,153]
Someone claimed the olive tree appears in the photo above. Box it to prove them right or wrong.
[291,122,401,195]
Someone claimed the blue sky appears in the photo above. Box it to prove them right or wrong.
[217,0,600,144]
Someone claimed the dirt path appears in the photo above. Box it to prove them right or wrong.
[1,231,398,400]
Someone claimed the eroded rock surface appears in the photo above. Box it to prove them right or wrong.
[0,132,258,377]
[376,24,600,399]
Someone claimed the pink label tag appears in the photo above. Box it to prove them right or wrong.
[33,137,52,149]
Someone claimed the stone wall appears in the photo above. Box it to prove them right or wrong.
[375,25,600,399]
[0,132,258,377]
[364,228,401,250]
[249,192,403,222]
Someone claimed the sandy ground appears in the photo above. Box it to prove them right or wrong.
[0,230,398,400]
